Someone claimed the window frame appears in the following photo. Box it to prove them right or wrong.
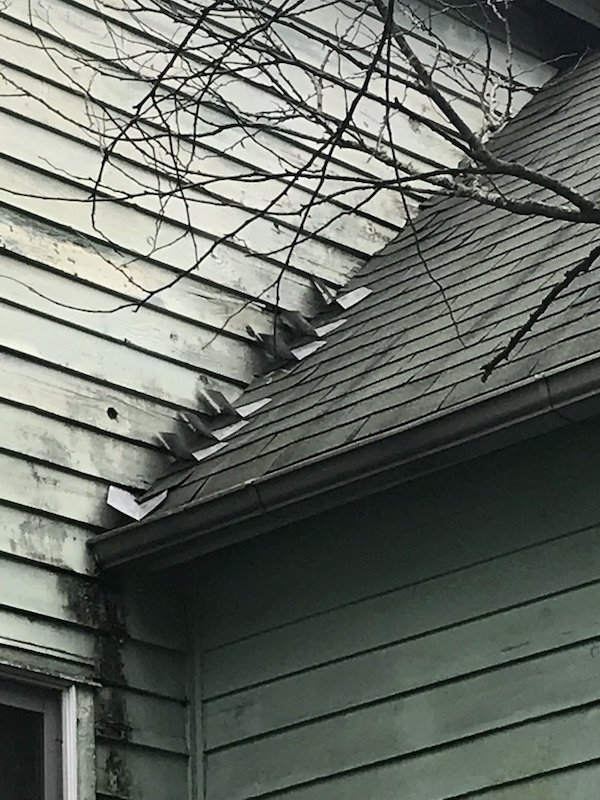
[0,677,75,800]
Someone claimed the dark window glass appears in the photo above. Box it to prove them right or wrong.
[0,702,44,800]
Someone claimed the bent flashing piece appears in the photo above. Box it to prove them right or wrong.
[192,398,272,460]
[179,412,220,441]
[336,286,372,309]
[107,486,168,520]
[159,431,197,460]
[315,319,347,337]
[236,397,272,417]
[312,278,338,305]
[280,310,319,339]
[291,340,328,360]
[193,441,228,462]
[199,388,241,418]
[212,419,250,441]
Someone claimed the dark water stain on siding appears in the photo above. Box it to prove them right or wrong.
[59,572,134,796]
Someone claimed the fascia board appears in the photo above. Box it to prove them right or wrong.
[91,352,600,572]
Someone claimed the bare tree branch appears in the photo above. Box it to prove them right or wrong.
[9,0,600,382]
[481,242,600,381]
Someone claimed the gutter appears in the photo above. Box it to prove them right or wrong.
[91,351,600,572]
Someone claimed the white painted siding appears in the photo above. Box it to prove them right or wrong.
[0,0,560,798]
[193,418,600,800]
[0,0,553,528]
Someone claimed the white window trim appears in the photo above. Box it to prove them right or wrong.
[62,686,78,800]
[0,675,80,800]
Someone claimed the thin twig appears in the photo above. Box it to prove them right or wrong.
[481,243,600,381]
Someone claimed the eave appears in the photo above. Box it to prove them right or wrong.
[545,0,600,28]
[92,351,600,573]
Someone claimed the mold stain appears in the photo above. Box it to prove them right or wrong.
[59,574,134,797]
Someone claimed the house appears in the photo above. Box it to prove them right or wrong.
[90,8,600,800]
[2,0,600,798]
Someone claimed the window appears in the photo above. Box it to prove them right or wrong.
[0,679,62,800]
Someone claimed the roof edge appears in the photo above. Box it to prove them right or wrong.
[92,352,600,572]
[545,0,600,28]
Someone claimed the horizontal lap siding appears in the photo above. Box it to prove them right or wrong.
[0,0,271,791]
[0,1,554,798]
[91,571,191,800]
[0,548,190,798]
[207,710,600,800]
[96,744,189,800]
[0,0,415,562]
[194,419,600,800]
[0,0,552,537]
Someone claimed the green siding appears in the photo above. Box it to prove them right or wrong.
[192,417,600,799]
[93,571,190,800]
[0,1,581,797]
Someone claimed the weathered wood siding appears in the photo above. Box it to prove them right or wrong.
[192,417,600,799]
[0,517,189,799]
[0,0,553,523]
[94,572,190,800]
[0,0,561,798]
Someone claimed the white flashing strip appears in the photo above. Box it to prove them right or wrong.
[192,400,270,458]
[212,419,250,441]
[193,441,228,462]
[236,397,272,417]
[315,318,347,337]
[107,486,168,520]
[291,340,327,360]
[337,286,372,309]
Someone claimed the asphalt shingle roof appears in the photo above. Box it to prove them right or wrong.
[153,50,600,513]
